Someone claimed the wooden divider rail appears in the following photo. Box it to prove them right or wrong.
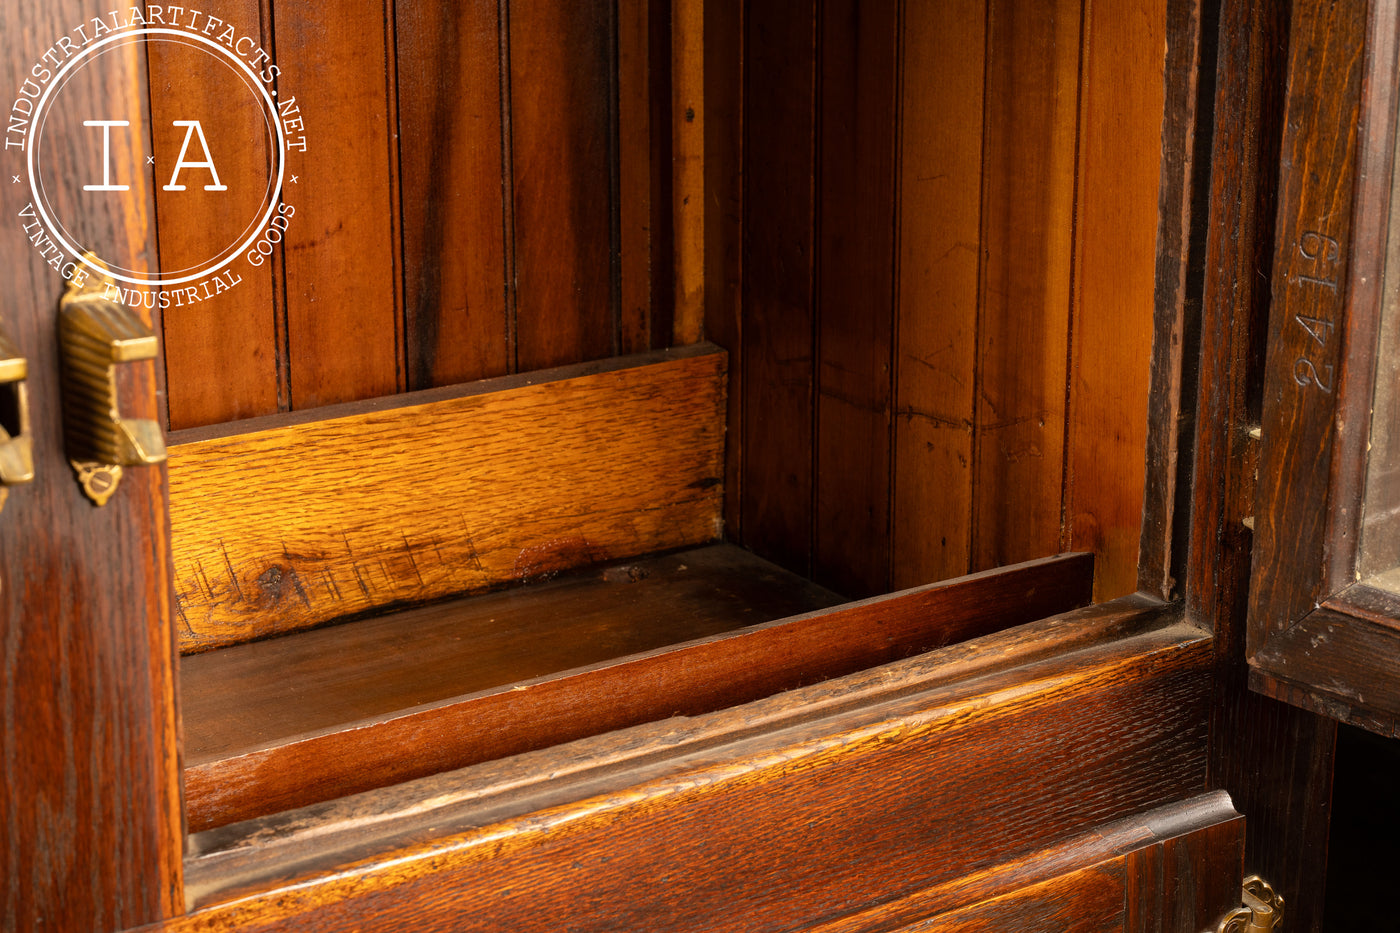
[168,345,727,652]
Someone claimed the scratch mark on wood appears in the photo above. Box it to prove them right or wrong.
[460,515,484,571]
[221,543,244,601]
[196,561,215,599]
[174,597,195,639]
[351,563,371,596]
[321,570,341,601]
[402,534,425,586]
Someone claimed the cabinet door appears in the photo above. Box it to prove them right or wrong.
[0,4,184,931]
[1246,0,1400,735]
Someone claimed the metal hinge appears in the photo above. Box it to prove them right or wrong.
[1216,875,1284,932]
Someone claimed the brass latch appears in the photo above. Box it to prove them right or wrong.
[57,262,166,506]
[1217,875,1283,932]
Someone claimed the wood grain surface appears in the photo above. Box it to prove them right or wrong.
[169,346,725,651]
[149,0,280,429]
[972,0,1080,573]
[181,549,1092,831]
[396,0,509,390]
[813,0,898,597]
[671,0,705,345]
[740,0,818,576]
[890,0,984,591]
[617,0,669,354]
[0,6,183,928]
[274,0,402,410]
[1247,0,1367,649]
[731,0,1163,600]
[1182,0,1342,928]
[1064,0,1164,602]
[806,792,1241,933]
[509,0,617,371]
[161,597,1211,930]
[1139,0,1208,600]
[702,0,744,540]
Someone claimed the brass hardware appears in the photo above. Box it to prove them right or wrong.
[57,261,165,506]
[1217,875,1283,932]
[0,326,35,514]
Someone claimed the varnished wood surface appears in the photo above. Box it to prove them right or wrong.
[183,545,843,762]
[1064,0,1163,602]
[162,596,1210,930]
[702,0,743,540]
[1242,0,1400,741]
[1183,0,1341,928]
[509,0,616,371]
[732,0,1164,600]
[740,0,818,577]
[806,792,1241,933]
[276,0,402,410]
[1247,0,1367,650]
[617,0,670,354]
[182,549,1093,831]
[671,0,704,345]
[812,0,898,598]
[1251,595,1400,735]
[149,0,280,429]
[1140,0,1207,600]
[890,0,983,591]
[396,0,509,390]
[169,346,725,651]
[159,0,658,426]
[0,7,183,928]
[971,0,1079,574]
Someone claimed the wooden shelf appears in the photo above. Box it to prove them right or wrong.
[181,545,1095,833]
[182,544,841,764]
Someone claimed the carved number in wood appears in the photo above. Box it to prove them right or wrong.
[1289,231,1341,393]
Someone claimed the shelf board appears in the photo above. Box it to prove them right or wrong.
[183,543,842,764]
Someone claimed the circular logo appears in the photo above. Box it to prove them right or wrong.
[18,23,290,289]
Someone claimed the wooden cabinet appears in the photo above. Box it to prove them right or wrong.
[0,0,1365,929]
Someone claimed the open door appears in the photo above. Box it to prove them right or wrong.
[1,0,1318,930]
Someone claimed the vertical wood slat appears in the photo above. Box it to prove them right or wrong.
[703,0,744,540]
[672,0,705,346]
[397,0,509,391]
[890,0,986,591]
[618,0,663,354]
[509,0,617,371]
[150,0,280,430]
[275,0,402,410]
[1064,0,1166,601]
[1140,0,1208,601]
[741,0,818,576]
[813,0,899,597]
[972,0,1082,573]
[0,6,183,927]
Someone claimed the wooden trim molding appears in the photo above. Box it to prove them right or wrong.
[164,595,1209,930]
